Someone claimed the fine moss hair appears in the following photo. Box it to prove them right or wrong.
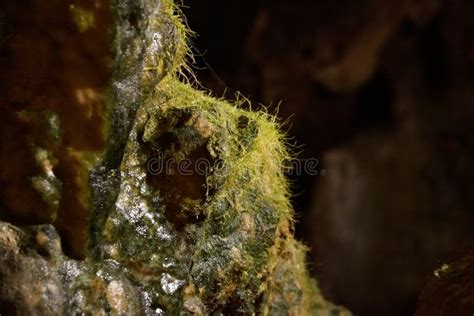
[95,0,350,314]
[149,77,293,217]
[139,1,347,314]
[135,74,349,314]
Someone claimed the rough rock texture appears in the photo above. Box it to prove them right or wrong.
[0,221,142,315]
[0,0,349,314]
[183,0,474,314]
[0,77,350,313]
[91,76,344,314]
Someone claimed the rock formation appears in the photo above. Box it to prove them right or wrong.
[0,0,349,314]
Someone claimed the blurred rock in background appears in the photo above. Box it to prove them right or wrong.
[183,0,474,315]
[416,251,474,315]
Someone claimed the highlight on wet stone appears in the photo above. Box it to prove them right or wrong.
[0,0,350,314]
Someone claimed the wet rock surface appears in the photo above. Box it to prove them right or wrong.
[0,221,142,315]
[183,0,474,314]
[91,77,350,314]
[0,80,351,314]
[0,0,348,314]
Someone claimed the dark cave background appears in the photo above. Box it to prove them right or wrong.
[183,0,474,315]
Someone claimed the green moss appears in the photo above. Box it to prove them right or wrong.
[150,78,293,217]
[89,0,349,312]
[90,71,349,313]
[0,0,350,313]
[142,0,193,82]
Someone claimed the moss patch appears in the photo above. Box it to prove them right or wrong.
[0,0,351,314]
[92,74,348,313]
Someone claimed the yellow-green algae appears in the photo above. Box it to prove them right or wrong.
[0,0,350,314]
[92,73,350,313]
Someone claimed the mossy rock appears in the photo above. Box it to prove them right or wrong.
[0,0,350,314]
